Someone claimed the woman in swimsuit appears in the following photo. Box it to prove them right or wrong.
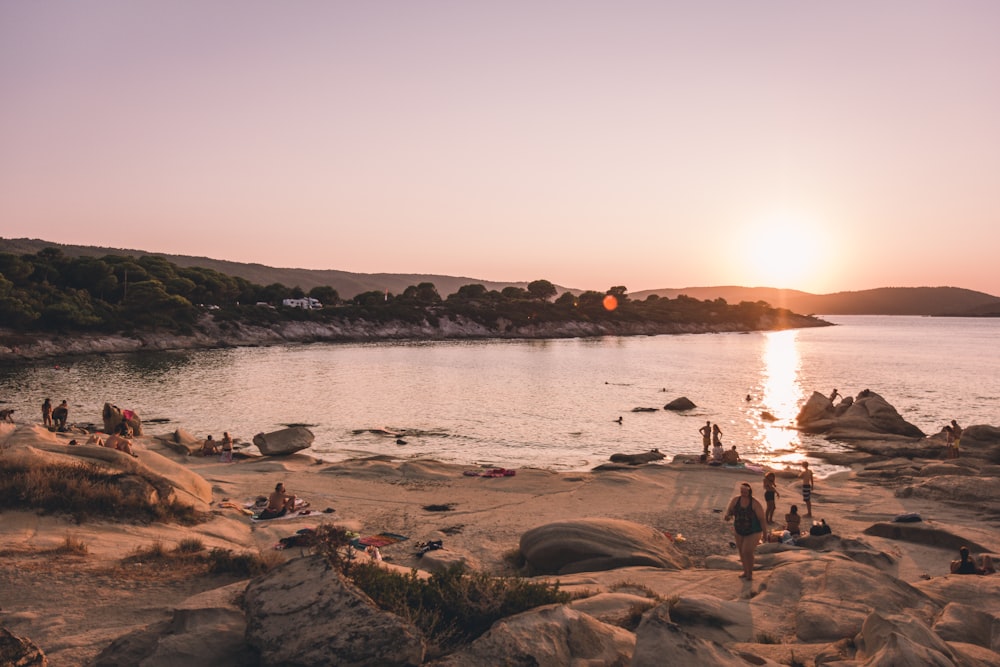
[724,482,767,581]
[763,472,780,524]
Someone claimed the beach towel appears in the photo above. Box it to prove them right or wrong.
[463,468,516,478]
[350,532,409,549]
[248,498,313,522]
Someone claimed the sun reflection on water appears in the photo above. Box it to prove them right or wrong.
[750,329,805,461]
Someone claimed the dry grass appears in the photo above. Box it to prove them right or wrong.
[0,458,203,525]
[49,534,89,555]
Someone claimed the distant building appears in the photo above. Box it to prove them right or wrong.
[282,297,323,310]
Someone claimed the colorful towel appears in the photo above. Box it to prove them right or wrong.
[351,532,409,548]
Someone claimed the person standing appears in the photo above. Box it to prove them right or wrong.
[699,421,712,459]
[943,425,956,459]
[724,482,767,581]
[42,398,53,428]
[712,424,724,449]
[220,431,234,463]
[799,461,815,517]
[763,472,780,524]
[951,420,963,457]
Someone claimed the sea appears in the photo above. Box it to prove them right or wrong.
[2,316,998,475]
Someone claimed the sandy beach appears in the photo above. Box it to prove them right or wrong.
[2,419,999,665]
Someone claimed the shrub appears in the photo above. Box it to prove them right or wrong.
[0,459,203,525]
[311,525,570,650]
[51,534,89,555]
[174,537,205,553]
[206,547,282,577]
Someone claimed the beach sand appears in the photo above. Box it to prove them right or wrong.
[0,423,994,664]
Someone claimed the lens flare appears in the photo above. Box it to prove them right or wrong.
[603,295,618,311]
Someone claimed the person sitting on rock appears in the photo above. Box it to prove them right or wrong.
[951,546,996,575]
[785,505,802,535]
[722,445,741,465]
[201,435,219,457]
[259,482,297,519]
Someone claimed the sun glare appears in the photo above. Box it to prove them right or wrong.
[738,210,826,289]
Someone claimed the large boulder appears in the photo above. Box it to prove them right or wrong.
[0,627,47,667]
[796,390,924,438]
[431,604,635,667]
[632,603,770,667]
[608,449,665,465]
[519,518,689,575]
[252,426,314,456]
[663,397,696,411]
[102,402,143,436]
[92,608,253,667]
[853,611,959,666]
[959,424,1000,461]
[243,554,425,667]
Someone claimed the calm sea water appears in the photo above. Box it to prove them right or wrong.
[2,316,998,473]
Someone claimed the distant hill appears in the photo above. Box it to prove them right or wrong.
[4,238,998,315]
[0,237,565,299]
[630,286,1000,317]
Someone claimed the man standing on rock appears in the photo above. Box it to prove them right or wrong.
[699,421,712,460]
[799,461,815,517]
[951,420,963,457]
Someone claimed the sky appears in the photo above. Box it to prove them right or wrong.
[2,2,999,296]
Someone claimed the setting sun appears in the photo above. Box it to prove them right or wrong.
[735,211,829,289]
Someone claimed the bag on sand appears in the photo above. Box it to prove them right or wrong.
[809,520,832,536]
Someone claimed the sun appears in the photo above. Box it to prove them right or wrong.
[738,210,827,289]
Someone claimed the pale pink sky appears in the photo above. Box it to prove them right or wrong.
[2,2,998,296]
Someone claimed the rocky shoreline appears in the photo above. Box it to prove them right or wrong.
[0,311,826,362]
[3,386,1000,665]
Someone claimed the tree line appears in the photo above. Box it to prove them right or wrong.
[0,248,807,334]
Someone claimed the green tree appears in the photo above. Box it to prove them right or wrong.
[309,285,339,306]
[501,286,529,300]
[401,282,441,304]
[527,279,557,301]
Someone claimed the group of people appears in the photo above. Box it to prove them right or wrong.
[42,398,70,431]
[75,421,138,457]
[201,432,235,462]
[700,421,742,465]
[724,461,818,581]
[943,419,963,459]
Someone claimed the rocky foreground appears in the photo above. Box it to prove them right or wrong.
[2,390,1000,666]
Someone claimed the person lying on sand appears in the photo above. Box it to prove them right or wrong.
[258,482,297,519]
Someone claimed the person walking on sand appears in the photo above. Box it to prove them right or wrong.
[699,421,712,458]
[42,398,53,427]
[724,482,767,581]
[763,472,780,524]
[799,461,815,517]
